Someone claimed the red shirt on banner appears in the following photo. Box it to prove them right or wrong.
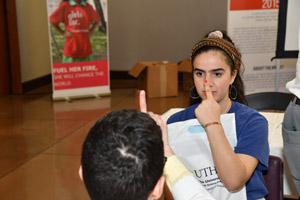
[230,0,279,11]
[49,1,100,58]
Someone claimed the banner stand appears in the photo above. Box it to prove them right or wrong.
[50,60,111,101]
[52,86,111,101]
[47,0,110,101]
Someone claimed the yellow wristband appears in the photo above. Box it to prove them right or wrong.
[204,121,221,129]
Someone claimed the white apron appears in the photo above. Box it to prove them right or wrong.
[168,113,247,200]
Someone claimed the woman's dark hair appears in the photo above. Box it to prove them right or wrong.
[190,30,247,105]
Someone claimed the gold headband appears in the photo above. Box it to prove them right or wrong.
[190,37,241,71]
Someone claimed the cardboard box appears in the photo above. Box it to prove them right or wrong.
[178,59,193,91]
[129,61,178,98]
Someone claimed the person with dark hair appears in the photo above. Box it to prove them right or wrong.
[165,30,269,200]
[80,110,164,200]
[49,0,100,63]
[79,109,215,200]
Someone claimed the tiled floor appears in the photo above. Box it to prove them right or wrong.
[0,84,190,199]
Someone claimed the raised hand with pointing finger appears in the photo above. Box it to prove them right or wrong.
[138,90,174,157]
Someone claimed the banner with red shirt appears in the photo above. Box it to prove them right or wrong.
[46,0,110,100]
[227,0,296,94]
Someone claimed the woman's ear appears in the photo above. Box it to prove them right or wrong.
[79,166,83,181]
[231,69,238,85]
[148,176,165,200]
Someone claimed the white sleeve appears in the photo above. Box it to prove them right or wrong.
[164,155,215,200]
[286,18,300,97]
[172,175,215,200]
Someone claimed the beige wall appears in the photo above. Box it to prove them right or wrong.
[107,0,228,71]
[16,0,51,83]
[15,0,227,82]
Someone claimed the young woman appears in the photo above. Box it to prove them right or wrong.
[166,30,269,200]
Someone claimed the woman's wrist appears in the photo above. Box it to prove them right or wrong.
[204,121,221,129]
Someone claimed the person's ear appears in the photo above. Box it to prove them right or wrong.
[230,69,238,85]
[148,176,165,200]
[79,166,83,181]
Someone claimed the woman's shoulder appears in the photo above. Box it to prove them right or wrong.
[231,101,267,122]
[167,104,199,124]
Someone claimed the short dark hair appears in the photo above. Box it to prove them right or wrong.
[81,109,164,200]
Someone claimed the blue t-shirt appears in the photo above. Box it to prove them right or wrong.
[167,101,269,200]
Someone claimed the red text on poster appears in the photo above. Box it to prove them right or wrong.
[52,60,109,90]
[230,0,279,11]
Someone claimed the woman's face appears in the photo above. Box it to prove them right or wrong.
[193,50,237,106]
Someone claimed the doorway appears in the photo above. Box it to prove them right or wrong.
[0,0,22,96]
[0,0,11,95]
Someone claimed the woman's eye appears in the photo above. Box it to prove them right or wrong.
[196,71,204,77]
[214,72,222,77]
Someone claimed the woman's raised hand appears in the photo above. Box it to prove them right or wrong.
[195,81,221,126]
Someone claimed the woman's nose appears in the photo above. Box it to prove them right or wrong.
[204,76,210,83]
[204,77,213,86]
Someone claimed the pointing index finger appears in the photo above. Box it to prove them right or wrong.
[139,90,148,113]
[204,81,213,100]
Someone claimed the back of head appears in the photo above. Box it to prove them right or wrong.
[81,109,164,200]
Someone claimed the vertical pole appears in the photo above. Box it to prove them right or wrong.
[275,59,280,92]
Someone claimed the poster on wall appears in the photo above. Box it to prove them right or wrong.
[227,0,296,94]
[46,0,110,101]
[275,0,300,59]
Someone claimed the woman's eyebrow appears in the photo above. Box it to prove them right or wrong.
[194,68,225,72]
[194,68,204,72]
[211,68,225,72]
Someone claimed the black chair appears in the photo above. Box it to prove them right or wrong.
[246,92,288,199]
[246,92,292,111]
[263,155,284,200]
